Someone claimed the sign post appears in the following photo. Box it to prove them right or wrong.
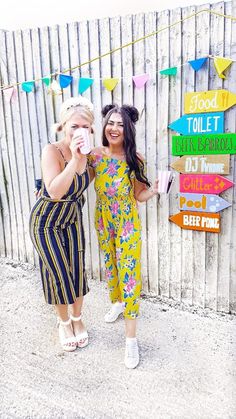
[179,174,234,194]
[184,89,236,114]
[169,112,224,135]
[172,133,236,155]
[169,211,220,233]
[178,193,231,212]
[171,155,230,174]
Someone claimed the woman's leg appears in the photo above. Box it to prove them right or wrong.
[54,303,77,351]
[125,318,137,338]
[70,296,87,337]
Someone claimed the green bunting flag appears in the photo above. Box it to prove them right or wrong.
[42,77,51,87]
[160,66,177,76]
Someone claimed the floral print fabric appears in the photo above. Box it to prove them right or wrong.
[88,152,142,319]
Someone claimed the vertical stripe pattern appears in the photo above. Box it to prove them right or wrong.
[29,170,90,304]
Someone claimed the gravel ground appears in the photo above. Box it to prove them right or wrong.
[1,257,236,419]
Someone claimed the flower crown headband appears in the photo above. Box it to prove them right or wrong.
[61,96,94,115]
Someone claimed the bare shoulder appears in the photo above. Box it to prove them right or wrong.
[41,143,61,163]
[42,143,57,155]
[90,146,106,156]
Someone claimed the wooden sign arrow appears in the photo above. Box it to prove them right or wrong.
[169,211,220,233]
[180,174,234,194]
[172,133,236,155]
[184,89,236,114]
[171,155,230,174]
[178,193,231,212]
[168,112,224,135]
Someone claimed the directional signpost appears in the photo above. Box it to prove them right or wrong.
[184,89,236,114]
[178,193,231,212]
[172,133,236,155]
[169,89,235,235]
[179,174,234,194]
[171,155,230,174]
[168,112,224,135]
[169,211,220,233]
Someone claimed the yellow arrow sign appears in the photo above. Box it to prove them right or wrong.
[184,89,236,114]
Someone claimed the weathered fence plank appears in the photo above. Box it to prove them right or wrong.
[169,7,182,302]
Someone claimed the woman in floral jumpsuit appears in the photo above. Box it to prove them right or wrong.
[88,105,159,368]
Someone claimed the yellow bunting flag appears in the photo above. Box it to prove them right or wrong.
[103,78,119,91]
[213,57,233,79]
[48,80,62,95]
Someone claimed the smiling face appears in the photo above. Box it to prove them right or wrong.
[64,111,92,143]
[104,112,124,148]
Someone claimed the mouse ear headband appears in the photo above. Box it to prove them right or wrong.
[101,104,139,123]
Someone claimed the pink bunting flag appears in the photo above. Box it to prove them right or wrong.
[3,87,17,103]
[132,73,149,89]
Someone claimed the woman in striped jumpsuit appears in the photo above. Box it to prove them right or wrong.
[29,96,94,351]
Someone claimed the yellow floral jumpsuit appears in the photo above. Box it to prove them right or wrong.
[88,152,142,319]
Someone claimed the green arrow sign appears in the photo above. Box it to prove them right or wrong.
[172,133,236,155]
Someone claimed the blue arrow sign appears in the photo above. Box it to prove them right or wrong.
[178,192,231,213]
[169,112,224,135]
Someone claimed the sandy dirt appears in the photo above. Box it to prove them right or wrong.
[1,257,236,419]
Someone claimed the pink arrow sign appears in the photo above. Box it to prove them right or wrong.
[180,174,234,194]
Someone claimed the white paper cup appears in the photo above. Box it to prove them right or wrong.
[73,127,91,155]
[158,170,172,193]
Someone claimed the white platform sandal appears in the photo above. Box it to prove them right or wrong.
[70,314,89,348]
[57,318,77,352]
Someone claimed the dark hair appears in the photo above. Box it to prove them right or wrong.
[101,104,150,187]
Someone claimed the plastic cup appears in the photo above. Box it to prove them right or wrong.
[158,170,173,193]
[73,127,91,155]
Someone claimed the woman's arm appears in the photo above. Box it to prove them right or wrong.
[134,178,159,202]
[88,166,95,182]
[42,144,87,200]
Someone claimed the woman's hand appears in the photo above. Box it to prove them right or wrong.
[149,179,159,196]
[70,135,85,159]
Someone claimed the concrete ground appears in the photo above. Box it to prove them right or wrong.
[1,257,236,419]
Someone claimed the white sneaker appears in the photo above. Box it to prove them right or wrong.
[104,302,124,323]
[125,338,139,369]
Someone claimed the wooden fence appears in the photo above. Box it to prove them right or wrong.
[0,1,236,314]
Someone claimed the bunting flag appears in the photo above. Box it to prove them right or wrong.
[188,57,208,71]
[42,77,51,86]
[132,73,149,89]
[3,87,17,102]
[49,80,62,95]
[213,57,233,79]
[78,77,94,94]
[103,78,119,91]
[59,74,73,88]
[160,66,177,76]
[1,54,236,97]
[22,81,35,92]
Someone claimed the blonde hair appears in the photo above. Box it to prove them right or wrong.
[53,96,94,133]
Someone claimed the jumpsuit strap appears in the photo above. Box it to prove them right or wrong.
[55,146,68,165]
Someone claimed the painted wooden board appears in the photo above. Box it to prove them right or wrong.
[184,89,236,114]
[171,155,230,174]
[170,211,220,233]
[169,112,224,135]
[180,174,234,194]
[192,4,210,309]
[178,193,231,212]
[145,11,159,293]
[172,133,236,155]
[168,6,182,302]
[133,13,149,291]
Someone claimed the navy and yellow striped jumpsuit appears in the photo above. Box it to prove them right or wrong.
[29,156,89,305]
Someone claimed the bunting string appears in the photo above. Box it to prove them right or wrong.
[1,8,236,92]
